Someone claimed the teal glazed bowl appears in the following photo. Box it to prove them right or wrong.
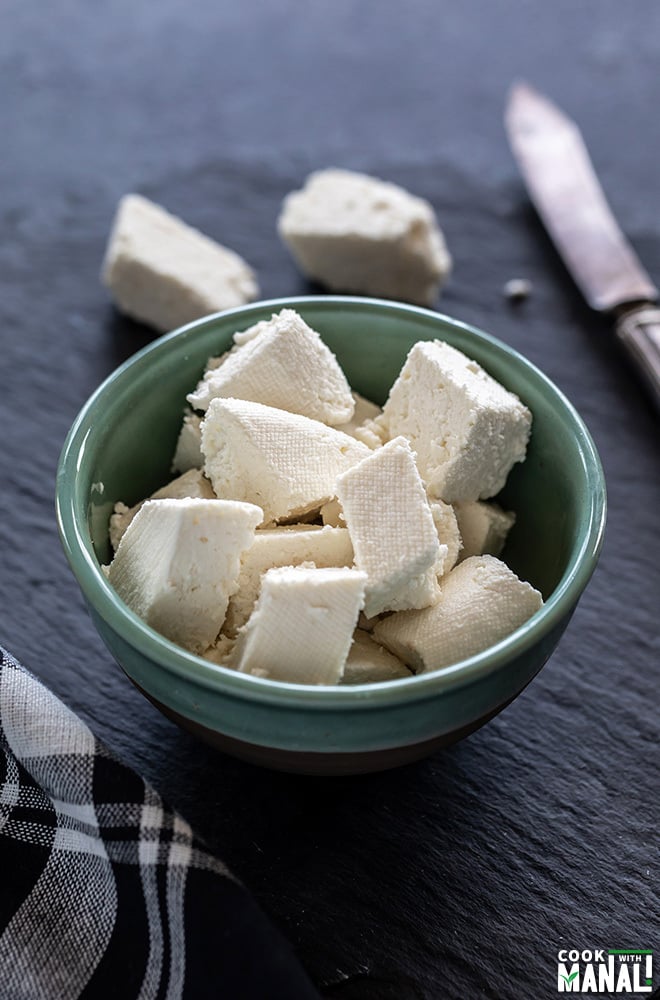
[56,297,606,775]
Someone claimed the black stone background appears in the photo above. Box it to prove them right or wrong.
[1,2,659,998]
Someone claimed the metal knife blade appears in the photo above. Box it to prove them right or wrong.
[506,81,660,410]
[505,81,658,312]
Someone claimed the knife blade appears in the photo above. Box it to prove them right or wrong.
[506,81,660,409]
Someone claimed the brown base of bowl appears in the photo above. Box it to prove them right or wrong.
[136,684,515,775]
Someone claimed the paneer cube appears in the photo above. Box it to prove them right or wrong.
[109,469,216,551]
[223,524,354,636]
[278,169,451,306]
[336,436,444,617]
[187,308,354,425]
[373,555,543,673]
[101,194,258,332]
[108,497,262,653]
[230,565,367,684]
[201,397,370,524]
[377,340,531,502]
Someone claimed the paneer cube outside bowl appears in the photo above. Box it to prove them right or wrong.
[56,296,606,775]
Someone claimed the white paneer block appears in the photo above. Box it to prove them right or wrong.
[223,524,354,636]
[108,498,262,653]
[278,169,451,306]
[378,340,532,502]
[341,630,410,685]
[429,499,462,574]
[171,410,203,474]
[336,436,444,618]
[201,397,370,524]
[373,555,543,673]
[454,501,516,561]
[101,194,258,332]
[230,565,367,684]
[187,309,354,425]
[109,469,216,552]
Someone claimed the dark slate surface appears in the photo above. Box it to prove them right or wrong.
[1,3,659,998]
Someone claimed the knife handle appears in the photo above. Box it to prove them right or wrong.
[614,304,660,411]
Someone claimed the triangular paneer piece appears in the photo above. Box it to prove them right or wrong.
[201,398,370,524]
[188,308,354,425]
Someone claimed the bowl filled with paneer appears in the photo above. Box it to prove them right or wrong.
[56,297,606,774]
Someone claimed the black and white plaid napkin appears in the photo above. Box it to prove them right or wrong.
[0,646,320,1000]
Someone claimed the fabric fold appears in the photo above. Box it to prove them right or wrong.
[0,646,319,1000]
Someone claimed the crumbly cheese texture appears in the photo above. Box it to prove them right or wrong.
[230,565,367,684]
[278,169,452,306]
[223,524,354,636]
[336,436,444,618]
[107,497,262,654]
[334,392,382,444]
[201,634,235,666]
[101,194,258,332]
[201,397,370,524]
[429,499,462,574]
[171,410,203,474]
[187,309,354,424]
[341,630,410,685]
[373,555,543,673]
[352,418,388,450]
[109,469,216,551]
[377,340,532,502]
[454,501,516,561]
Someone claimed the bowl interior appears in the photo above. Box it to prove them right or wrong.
[75,298,597,605]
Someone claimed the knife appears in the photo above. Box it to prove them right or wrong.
[505,81,660,410]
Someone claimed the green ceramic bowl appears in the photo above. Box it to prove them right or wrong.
[56,297,606,774]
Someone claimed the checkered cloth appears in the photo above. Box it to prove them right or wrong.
[0,646,319,1000]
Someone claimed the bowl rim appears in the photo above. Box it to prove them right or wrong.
[56,295,607,710]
